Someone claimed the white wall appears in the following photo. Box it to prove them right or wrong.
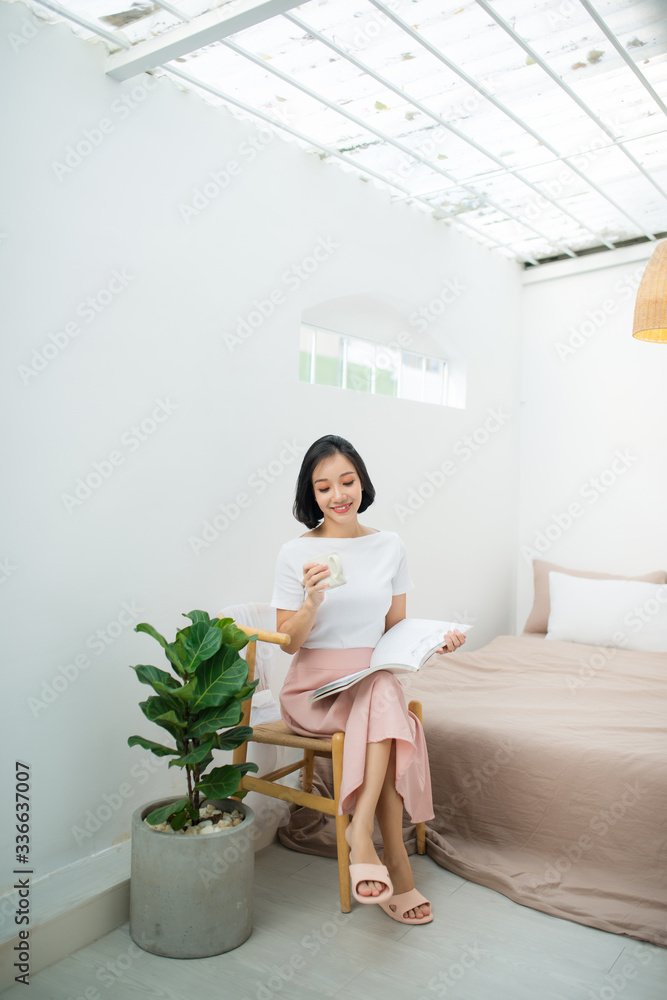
[516,245,667,631]
[0,0,523,892]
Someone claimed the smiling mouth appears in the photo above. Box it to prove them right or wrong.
[331,504,352,513]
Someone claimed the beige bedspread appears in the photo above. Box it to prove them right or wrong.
[278,634,667,946]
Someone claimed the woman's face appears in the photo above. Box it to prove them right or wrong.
[311,451,363,529]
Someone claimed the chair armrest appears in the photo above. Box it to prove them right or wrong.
[235,623,291,646]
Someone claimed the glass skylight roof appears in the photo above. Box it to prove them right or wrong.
[21,0,667,264]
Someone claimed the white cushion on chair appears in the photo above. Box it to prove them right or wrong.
[218,602,299,839]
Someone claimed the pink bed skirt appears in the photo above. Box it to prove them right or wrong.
[279,646,434,822]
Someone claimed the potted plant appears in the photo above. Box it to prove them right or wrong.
[127,610,259,958]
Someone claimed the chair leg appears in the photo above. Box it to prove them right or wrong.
[331,732,351,913]
[408,699,427,855]
[302,749,315,793]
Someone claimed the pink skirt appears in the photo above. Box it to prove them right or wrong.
[279,647,434,822]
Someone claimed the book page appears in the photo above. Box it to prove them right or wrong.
[308,618,472,702]
[370,618,472,670]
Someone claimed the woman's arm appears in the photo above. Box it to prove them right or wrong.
[276,560,329,655]
[384,593,406,633]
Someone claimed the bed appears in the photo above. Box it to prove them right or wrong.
[277,561,667,947]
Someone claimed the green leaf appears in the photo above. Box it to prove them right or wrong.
[168,632,190,674]
[145,797,190,826]
[131,664,181,690]
[154,710,187,730]
[139,696,186,740]
[216,726,253,750]
[168,676,198,702]
[169,806,190,831]
[187,700,244,738]
[215,620,254,650]
[235,762,259,775]
[195,762,256,800]
[195,751,214,773]
[183,610,210,625]
[214,617,234,629]
[169,736,217,767]
[151,681,188,711]
[189,648,249,710]
[135,623,186,676]
[236,679,259,701]
[127,735,178,757]
[182,622,223,672]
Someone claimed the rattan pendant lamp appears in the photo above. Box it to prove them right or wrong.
[632,239,667,343]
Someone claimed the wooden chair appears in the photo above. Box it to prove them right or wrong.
[231,623,426,913]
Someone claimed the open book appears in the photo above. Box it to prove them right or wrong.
[308,618,472,703]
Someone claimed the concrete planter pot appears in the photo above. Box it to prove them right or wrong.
[129,796,255,959]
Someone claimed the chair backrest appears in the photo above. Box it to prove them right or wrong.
[218,603,290,730]
[219,602,279,694]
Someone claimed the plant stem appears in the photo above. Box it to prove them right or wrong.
[186,761,193,807]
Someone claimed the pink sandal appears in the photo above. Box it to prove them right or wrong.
[349,863,393,904]
[379,888,433,924]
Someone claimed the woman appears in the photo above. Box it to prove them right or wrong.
[271,434,466,924]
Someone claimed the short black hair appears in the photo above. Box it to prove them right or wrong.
[293,435,376,529]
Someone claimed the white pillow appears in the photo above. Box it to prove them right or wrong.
[546,571,667,652]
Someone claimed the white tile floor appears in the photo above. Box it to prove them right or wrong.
[3,843,666,1000]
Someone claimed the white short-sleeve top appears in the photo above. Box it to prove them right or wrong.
[270,530,414,649]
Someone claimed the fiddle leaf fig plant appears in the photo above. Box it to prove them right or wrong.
[128,610,259,831]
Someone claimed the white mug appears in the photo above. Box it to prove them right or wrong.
[321,552,347,589]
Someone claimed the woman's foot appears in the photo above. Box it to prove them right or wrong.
[345,821,390,898]
[381,846,431,920]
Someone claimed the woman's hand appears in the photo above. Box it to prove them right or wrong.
[437,629,467,654]
[303,560,329,608]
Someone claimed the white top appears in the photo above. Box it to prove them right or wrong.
[270,530,414,649]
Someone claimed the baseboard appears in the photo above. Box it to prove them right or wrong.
[0,880,130,991]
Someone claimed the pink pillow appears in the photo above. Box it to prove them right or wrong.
[523,559,667,634]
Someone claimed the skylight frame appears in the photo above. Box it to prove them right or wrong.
[21,0,667,266]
